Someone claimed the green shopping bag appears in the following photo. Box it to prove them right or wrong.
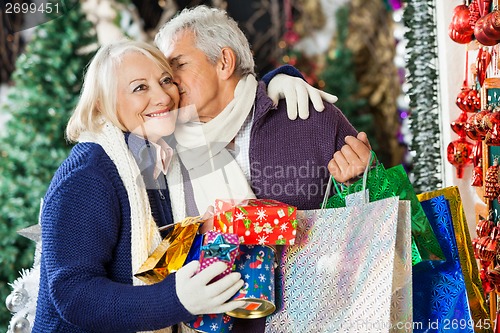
[325,152,444,265]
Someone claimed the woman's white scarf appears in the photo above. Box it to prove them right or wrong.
[174,75,258,213]
[78,120,185,333]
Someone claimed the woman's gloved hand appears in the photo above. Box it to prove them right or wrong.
[267,74,338,120]
[175,261,244,315]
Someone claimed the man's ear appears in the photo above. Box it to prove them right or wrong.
[217,47,237,80]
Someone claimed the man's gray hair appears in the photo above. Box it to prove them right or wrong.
[155,5,255,77]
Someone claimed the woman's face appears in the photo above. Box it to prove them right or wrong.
[116,52,179,142]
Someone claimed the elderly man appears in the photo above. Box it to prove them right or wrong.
[155,5,371,332]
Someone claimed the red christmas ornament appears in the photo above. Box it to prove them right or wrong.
[483,9,500,40]
[475,15,499,46]
[451,111,469,137]
[477,214,495,237]
[476,47,493,86]
[480,260,494,293]
[469,0,481,28]
[449,4,475,44]
[472,164,484,186]
[478,0,493,17]
[472,141,483,167]
[484,158,500,200]
[456,86,481,113]
[485,109,500,145]
[447,138,474,178]
[465,114,483,140]
[476,235,499,262]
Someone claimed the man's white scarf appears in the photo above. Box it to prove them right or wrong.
[174,75,258,213]
[79,120,186,333]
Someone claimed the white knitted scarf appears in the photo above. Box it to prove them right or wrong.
[174,75,257,213]
[78,120,186,333]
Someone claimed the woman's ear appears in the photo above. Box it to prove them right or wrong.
[217,47,237,80]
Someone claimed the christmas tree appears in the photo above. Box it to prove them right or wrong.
[0,1,96,329]
[319,5,374,150]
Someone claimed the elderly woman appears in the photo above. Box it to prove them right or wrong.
[33,40,244,333]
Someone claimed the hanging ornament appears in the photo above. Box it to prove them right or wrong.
[479,0,493,17]
[476,235,499,261]
[485,107,500,145]
[480,259,495,293]
[472,141,483,167]
[456,86,481,113]
[470,0,481,27]
[480,105,494,135]
[451,110,469,137]
[483,7,500,40]
[10,316,30,333]
[5,288,29,313]
[472,160,484,186]
[477,47,493,86]
[485,158,500,199]
[447,137,474,178]
[449,3,475,44]
[475,15,499,46]
[477,213,495,236]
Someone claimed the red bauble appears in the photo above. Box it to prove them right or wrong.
[456,86,480,113]
[483,10,500,40]
[477,216,495,237]
[475,15,499,46]
[485,110,500,145]
[451,111,469,137]
[465,113,483,140]
[476,235,499,262]
[447,138,473,178]
[449,4,475,44]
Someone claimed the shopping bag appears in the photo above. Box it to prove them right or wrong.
[412,195,479,333]
[325,153,443,265]
[266,195,408,332]
[417,187,490,333]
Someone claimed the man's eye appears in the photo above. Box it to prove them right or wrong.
[133,84,147,92]
[175,63,186,69]
[161,77,173,85]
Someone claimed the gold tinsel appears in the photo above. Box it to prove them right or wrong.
[346,0,403,167]
[293,0,326,38]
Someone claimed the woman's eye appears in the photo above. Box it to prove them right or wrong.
[133,84,147,92]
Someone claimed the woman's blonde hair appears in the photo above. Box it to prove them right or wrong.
[66,39,173,142]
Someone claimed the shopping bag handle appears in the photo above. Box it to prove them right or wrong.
[321,150,377,210]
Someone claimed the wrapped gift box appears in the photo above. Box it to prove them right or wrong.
[197,230,239,282]
[134,222,200,285]
[215,199,297,245]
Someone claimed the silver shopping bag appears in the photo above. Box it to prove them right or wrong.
[266,195,412,333]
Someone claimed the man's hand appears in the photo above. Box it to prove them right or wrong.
[328,132,372,183]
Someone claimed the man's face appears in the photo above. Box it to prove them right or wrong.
[165,31,224,122]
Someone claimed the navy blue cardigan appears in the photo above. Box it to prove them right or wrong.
[33,141,195,332]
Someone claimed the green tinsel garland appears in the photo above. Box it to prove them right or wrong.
[403,0,443,192]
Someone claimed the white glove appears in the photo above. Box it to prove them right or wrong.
[267,74,338,120]
[176,261,245,315]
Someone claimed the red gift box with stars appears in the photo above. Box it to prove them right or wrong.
[214,199,297,245]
